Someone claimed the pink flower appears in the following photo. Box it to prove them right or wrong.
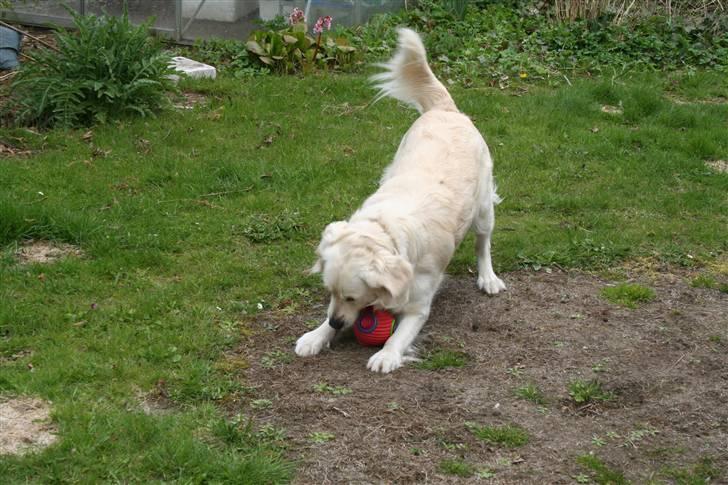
[313,15,333,34]
[288,7,305,25]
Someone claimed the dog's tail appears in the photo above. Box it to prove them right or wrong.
[371,28,457,114]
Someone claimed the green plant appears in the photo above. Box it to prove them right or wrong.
[241,210,304,243]
[663,457,721,485]
[11,7,173,127]
[568,379,615,404]
[515,384,547,405]
[313,382,352,396]
[577,454,627,485]
[601,283,656,308]
[246,10,357,74]
[439,458,475,477]
[465,422,529,448]
[416,350,469,370]
[308,431,335,443]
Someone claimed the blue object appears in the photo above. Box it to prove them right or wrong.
[0,26,22,70]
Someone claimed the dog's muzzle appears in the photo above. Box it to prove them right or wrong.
[328,317,346,330]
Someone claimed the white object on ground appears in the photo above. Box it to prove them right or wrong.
[168,56,216,83]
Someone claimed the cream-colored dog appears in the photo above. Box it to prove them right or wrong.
[295,28,506,373]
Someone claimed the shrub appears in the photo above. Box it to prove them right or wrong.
[11,7,173,128]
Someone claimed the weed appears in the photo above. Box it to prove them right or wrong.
[11,8,173,127]
[241,210,304,243]
[663,457,721,485]
[601,283,655,309]
[577,454,627,485]
[592,435,606,447]
[308,431,335,444]
[477,468,496,479]
[416,350,469,370]
[623,426,659,448]
[592,359,610,373]
[465,422,529,448]
[260,350,292,369]
[515,384,547,405]
[691,274,728,293]
[313,383,352,396]
[250,399,273,410]
[568,379,615,405]
[439,458,475,478]
[506,365,526,377]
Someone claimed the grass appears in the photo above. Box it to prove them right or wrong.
[515,383,547,405]
[1,71,727,481]
[465,422,529,448]
[577,454,627,485]
[663,457,722,485]
[691,274,728,293]
[416,349,469,370]
[439,458,475,477]
[601,283,656,309]
[568,379,615,405]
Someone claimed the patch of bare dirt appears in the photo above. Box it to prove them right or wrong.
[16,240,82,264]
[173,91,207,110]
[236,270,727,483]
[0,397,57,455]
[706,160,728,173]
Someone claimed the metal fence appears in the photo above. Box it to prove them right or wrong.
[0,1,405,43]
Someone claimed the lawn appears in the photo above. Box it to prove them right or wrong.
[1,70,727,482]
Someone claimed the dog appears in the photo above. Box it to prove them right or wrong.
[294,28,506,373]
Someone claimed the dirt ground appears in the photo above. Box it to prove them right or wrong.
[0,397,57,456]
[236,269,727,484]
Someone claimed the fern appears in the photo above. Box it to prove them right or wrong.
[10,6,174,128]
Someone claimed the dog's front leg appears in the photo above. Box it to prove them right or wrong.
[367,310,428,373]
[295,319,337,357]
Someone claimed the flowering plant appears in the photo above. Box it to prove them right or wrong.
[246,11,357,74]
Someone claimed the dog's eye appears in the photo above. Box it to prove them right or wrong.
[345,297,355,303]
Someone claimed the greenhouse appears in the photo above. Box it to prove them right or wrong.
[0,0,406,42]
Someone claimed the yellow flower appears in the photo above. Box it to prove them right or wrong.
[519,72,528,79]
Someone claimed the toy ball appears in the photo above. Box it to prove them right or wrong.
[353,306,397,346]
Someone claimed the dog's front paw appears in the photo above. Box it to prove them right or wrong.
[295,329,330,357]
[367,349,403,373]
[478,274,506,295]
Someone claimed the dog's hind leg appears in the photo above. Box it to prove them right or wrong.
[474,189,506,295]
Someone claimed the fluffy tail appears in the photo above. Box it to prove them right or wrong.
[371,28,457,114]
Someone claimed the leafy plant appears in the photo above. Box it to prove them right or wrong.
[515,383,547,405]
[313,382,352,396]
[568,379,615,404]
[11,7,174,127]
[465,422,529,448]
[439,458,475,477]
[246,9,358,74]
[416,349,469,370]
[577,454,627,485]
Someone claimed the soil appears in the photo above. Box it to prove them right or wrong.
[706,160,728,174]
[0,397,57,456]
[236,270,727,484]
[16,240,82,264]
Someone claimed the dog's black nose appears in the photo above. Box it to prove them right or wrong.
[329,317,345,330]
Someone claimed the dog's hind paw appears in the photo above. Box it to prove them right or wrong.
[367,349,403,373]
[477,274,506,295]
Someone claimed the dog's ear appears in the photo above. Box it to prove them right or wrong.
[308,221,348,274]
[365,253,413,309]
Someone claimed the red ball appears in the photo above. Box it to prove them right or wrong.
[353,306,397,346]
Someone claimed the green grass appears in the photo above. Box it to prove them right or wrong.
[577,454,627,485]
[601,283,656,309]
[691,274,728,293]
[416,349,469,370]
[663,457,722,485]
[1,71,727,481]
[568,379,615,405]
[439,458,475,477]
[465,422,529,448]
[515,383,547,405]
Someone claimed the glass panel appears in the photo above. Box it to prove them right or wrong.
[85,0,176,33]
[3,1,82,26]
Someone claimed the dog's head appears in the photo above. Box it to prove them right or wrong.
[310,221,413,329]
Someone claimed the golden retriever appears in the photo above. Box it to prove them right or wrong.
[295,28,506,373]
